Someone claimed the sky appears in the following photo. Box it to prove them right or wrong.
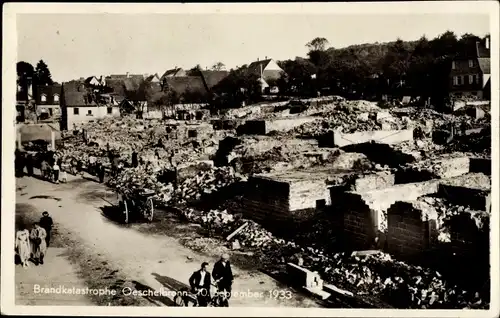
[17,13,490,82]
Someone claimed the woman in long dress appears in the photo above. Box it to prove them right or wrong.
[15,229,31,267]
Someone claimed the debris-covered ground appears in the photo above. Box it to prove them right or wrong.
[51,97,491,308]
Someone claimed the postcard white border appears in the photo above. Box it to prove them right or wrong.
[2,2,499,317]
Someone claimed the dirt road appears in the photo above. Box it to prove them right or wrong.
[15,173,321,307]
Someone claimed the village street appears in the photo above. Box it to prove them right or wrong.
[15,171,322,307]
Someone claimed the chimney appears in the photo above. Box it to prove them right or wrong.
[485,36,490,49]
[257,57,259,61]
[265,56,268,60]
[126,72,130,78]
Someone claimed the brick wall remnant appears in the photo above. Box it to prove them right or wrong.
[387,201,439,260]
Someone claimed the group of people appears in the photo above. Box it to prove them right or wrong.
[188,253,234,307]
[15,148,66,184]
[15,212,54,267]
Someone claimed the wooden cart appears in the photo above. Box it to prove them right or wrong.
[117,188,155,223]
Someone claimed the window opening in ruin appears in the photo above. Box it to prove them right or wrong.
[73,107,79,115]
[88,109,92,115]
[107,107,112,114]
[188,130,197,138]
[49,108,53,116]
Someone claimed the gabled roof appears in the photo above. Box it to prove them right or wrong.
[246,59,272,76]
[161,68,185,79]
[84,76,101,85]
[163,76,208,96]
[200,70,229,89]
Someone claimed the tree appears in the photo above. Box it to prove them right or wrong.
[187,64,202,76]
[34,60,54,86]
[306,37,329,52]
[212,62,226,71]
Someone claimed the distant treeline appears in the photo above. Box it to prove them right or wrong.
[213,31,487,109]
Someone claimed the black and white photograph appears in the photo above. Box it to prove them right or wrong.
[2,2,498,316]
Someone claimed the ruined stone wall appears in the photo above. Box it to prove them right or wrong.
[265,117,319,134]
[386,201,439,260]
[289,179,331,211]
[331,129,414,147]
[337,192,379,250]
[243,117,319,135]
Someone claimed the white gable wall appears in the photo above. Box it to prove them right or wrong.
[265,60,284,72]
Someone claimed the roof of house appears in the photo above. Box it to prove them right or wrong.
[478,58,491,74]
[105,78,126,96]
[107,74,128,79]
[476,40,490,58]
[145,73,161,82]
[200,70,229,89]
[161,68,184,79]
[84,76,101,85]
[163,76,208,96]
[123,77,144,92]
[62,82,99,107]
[246,59,273,76]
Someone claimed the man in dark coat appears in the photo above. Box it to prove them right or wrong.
[25,153,34,177]
[189,262,212,307]
[39,211,54,247]
[15,149,25,178]
[212,253,233,306]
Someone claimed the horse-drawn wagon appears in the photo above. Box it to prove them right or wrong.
[116,186,156,223]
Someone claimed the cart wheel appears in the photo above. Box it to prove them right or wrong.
[145,198,154,222]
[123,200,129,224]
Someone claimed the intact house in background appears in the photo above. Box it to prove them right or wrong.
[60,81,120,131]
[449,35,491,100]
[160,67,187,83]
[35,84,62,123]
[246,57,285,94]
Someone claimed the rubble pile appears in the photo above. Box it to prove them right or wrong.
[172,204,488,309]
[292,107,411,137]
[419,196,490,243]
[315,252,487,309]
[172,167,242,205]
